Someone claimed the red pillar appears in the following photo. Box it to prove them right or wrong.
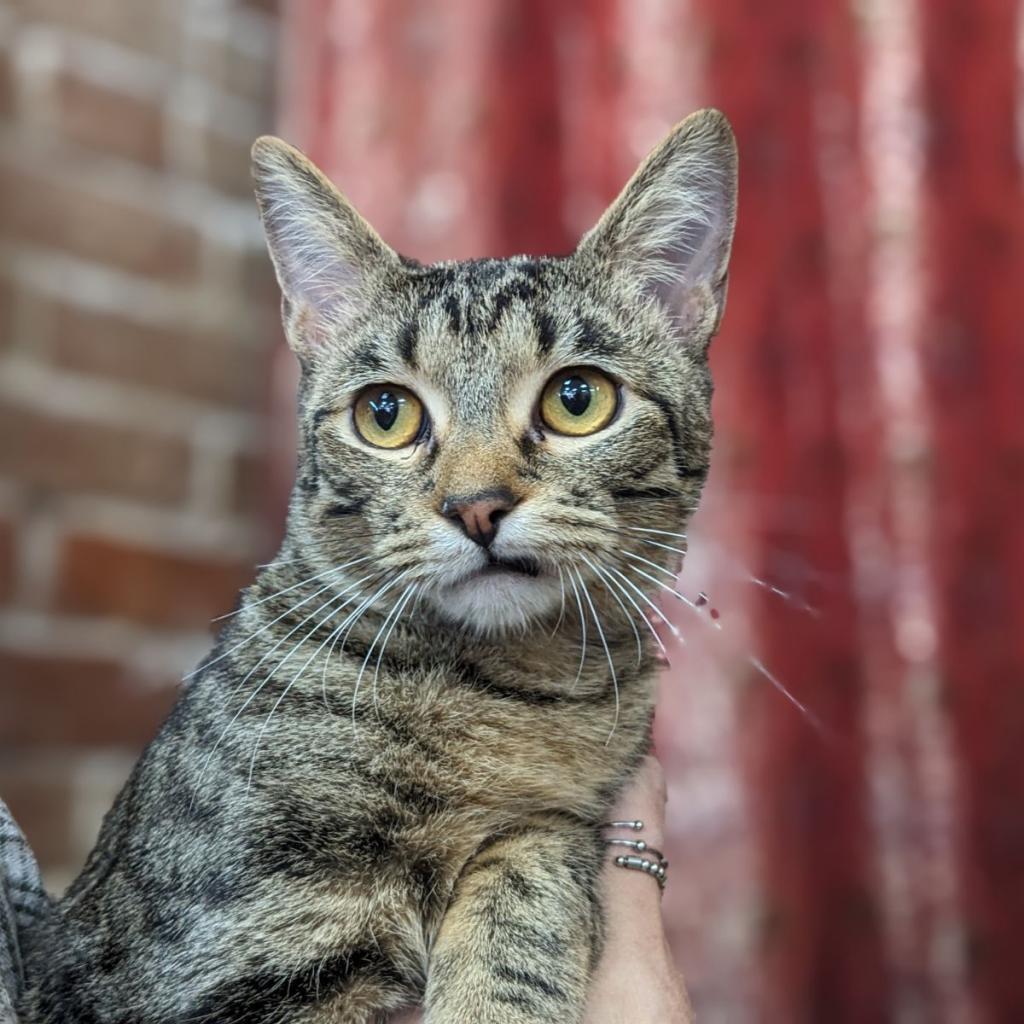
[697,2,890,1019]
[920,1,1024,1017]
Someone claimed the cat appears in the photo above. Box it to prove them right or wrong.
[18,108,736,1024]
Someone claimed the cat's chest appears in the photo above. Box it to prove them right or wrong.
[255,648,653,887]
[365,661,655,817]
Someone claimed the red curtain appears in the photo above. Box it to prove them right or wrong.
[697,1,888,1018]
[921,1,1024,1016]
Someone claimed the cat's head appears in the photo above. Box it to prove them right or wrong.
[252,110,737,635]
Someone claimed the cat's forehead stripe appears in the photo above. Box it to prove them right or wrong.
[535,312,557,355]
[570,317,621,359]
[351,346,386,373]
[397,321,418,368]
[394,257,622,371]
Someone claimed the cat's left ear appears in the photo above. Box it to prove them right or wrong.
[251,136,400,353]
[576,109,737,351]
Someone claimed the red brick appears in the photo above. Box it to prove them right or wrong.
[0,274,12,350]
[48,301,268,409]
[56,534,250,628]
[224,45,275,106]
[0,649,178,748]
[0,519,14,604]
[0,160,199,280]
[0,756,76,874]
[243,247,283,313]
[0,49,14,120]
[230,450,268,516]
[6,0,180,60]
[204,128,258,198]
[56,72,164,167]
[0,401,191,503]
[191,32,276,106]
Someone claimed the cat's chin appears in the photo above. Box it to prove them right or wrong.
[428,569,563,635]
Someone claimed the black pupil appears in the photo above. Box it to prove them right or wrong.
[559,376,592,416]
[370,391,400,431]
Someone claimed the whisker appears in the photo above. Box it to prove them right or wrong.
[213,556,372,622]
[580,554,643,666]
[371,582,419,717]
[748,656,829,736]
[624,527,689,540]
[551,566,568,638]
[623,550,683,580]
[624,557,827,736]
[681,539,821,616]
[255,554,305,569]
[603,565,682,642]
[348,572,412,734]
[338,571,409,659]
[245,603,358,789]
[321,602,355,713]
[189,583,367,809]
[218,571,381,708]
[622,552,719,628]
[320,572,394,711]
[597,563,669,658]
[565,568,588,688]
[637,537,687,558]
[573,566,619,744]
[185,580,338,681]
[233,590,359,733]
[749,576,820,617]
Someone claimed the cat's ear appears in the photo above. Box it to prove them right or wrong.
[577,109,737,350]
[251,136,399,351]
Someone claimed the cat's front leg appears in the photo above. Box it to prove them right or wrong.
[424,815,605,1024]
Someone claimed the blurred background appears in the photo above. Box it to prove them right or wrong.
[1,0,1022,1021]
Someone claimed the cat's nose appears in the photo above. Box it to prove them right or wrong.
[441,489,517,549]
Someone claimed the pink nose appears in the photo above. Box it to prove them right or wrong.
[441,490,517,548]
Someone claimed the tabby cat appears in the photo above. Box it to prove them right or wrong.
[19,108,736,1023]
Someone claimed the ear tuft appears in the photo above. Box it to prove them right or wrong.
[578,109,738,350]
[251,136,398,351]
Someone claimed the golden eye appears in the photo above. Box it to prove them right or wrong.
[353,385,424,449]
[540,367,618,437]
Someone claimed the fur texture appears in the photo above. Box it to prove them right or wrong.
[19,109,736,1024]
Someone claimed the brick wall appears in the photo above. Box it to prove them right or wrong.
[0,0,282,889]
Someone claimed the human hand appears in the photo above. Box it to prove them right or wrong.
[390,754,693,1023]
[582,753,693,1023]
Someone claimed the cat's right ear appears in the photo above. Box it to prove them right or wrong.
[251,137,398,353]
[576,109,737,352]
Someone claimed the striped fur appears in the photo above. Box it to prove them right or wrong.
[19,110,736,1023]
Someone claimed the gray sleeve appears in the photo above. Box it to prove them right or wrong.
[0,801,48,1024]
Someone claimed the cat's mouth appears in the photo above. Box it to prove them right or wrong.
[478,555,542,578]
[432,552,561,630]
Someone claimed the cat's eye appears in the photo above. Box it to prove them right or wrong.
[353,385,424,449]
[540,367,618,437]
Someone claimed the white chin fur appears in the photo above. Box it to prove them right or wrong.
[428,572,562,634]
